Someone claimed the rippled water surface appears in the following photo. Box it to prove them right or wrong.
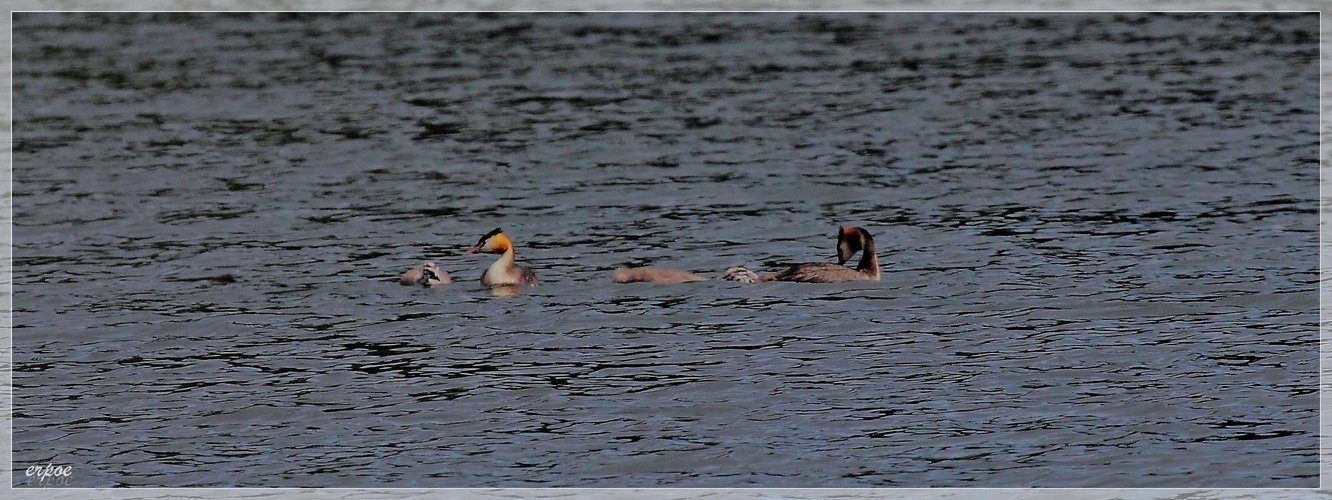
[11,13,1319,487]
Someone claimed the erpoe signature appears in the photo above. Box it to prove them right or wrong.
[23,462,74,487]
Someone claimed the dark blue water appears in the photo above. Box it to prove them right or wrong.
[10,12,1318,487]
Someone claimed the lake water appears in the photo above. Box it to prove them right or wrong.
[10,12,1319,488]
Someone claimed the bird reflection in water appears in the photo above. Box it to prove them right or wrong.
[489,285,523,298]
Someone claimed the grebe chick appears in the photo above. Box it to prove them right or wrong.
[612,267,708,284]
[718,266,760,283]
[611,266,760,284]
[400,261,450,287]
[464,228,538,286]
[766,226,880,283]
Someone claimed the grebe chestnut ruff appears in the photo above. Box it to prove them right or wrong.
[400,261,450,287]
[464,228,538,286]
[765,226,880,282]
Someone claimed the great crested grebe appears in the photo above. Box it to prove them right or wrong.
[464,228,538,286]
[765,226,880,282]
[612,266,761,284]
[400,261,451,286]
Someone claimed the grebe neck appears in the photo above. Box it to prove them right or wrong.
[857,232,879,280]
[484,248,514,285]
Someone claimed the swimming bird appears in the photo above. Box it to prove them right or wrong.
[765,226,880,282]
[611,266,760,284]
[400,261,450,287]
[612,267,707,284]
[464,228,538,286]
[717,266,761,283]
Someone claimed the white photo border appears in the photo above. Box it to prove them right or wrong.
[3,1,1328,500]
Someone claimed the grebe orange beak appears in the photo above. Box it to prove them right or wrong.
[463,246,480,255]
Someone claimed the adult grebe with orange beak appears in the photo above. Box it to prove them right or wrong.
[464,228,538,286]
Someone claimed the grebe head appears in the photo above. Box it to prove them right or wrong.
[401,261,450,286]
[419,262,447,285]
[464,228,512,255]
[836,226,877,265]
[718,266,760,283]
[836,226,862,265]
